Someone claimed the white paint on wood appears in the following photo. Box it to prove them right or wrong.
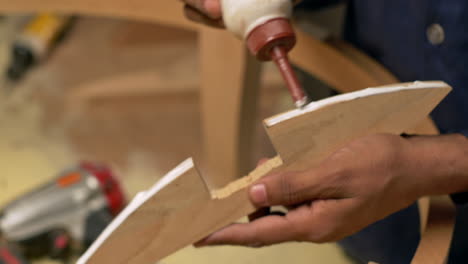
[266,81,448,126]
[77,158,194,264]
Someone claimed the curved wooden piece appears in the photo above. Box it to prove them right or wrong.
[325,39,398,86]
[68,68,198,101]
[78,81,451,264]
[290,28,401,93]
[411,196,456,264]
[0,0,195,30]
[290,29,387,93]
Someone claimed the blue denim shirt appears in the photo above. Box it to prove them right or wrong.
[297,1,468,263]
[344,1,468,137]
[299,0,468,135]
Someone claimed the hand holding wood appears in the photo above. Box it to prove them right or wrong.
[196,133,467,247]
[78,81,451,264]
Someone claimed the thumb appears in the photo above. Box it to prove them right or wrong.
[249,170,319,207]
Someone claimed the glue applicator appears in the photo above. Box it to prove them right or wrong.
[221,0,309,108]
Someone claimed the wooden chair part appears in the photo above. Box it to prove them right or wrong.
[411,196,456,264]
[77,81,451,264]
[199,27,263,189]
[0,1,194,30]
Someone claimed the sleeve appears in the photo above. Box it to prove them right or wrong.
[450,130,468,208]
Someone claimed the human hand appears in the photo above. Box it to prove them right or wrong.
[181,0,303,28]
[181,0,224,28]
[196,134,432,247]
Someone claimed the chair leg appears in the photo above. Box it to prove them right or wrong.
[199,28,262,190]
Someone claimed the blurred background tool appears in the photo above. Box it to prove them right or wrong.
[222,0,309,108]
[0,240,28,264]
[5,13,73,84]
[0,162,125,263]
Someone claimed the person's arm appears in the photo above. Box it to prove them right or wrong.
[195,134,468,247]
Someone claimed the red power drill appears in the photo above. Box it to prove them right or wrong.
[0,242,27,264]
[0,162,126,263]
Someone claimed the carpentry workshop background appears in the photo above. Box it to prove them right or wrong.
[0,1,462,264]
[0,2,358,264]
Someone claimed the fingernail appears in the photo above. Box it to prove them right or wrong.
[194,237,209,248]
[250,184,268,206]
[194,242,206,248]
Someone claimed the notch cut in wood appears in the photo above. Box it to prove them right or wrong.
[78,81,451,264]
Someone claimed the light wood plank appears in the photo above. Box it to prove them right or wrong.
[78,81,451,264]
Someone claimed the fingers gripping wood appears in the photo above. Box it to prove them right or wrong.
[78,81,451,264]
